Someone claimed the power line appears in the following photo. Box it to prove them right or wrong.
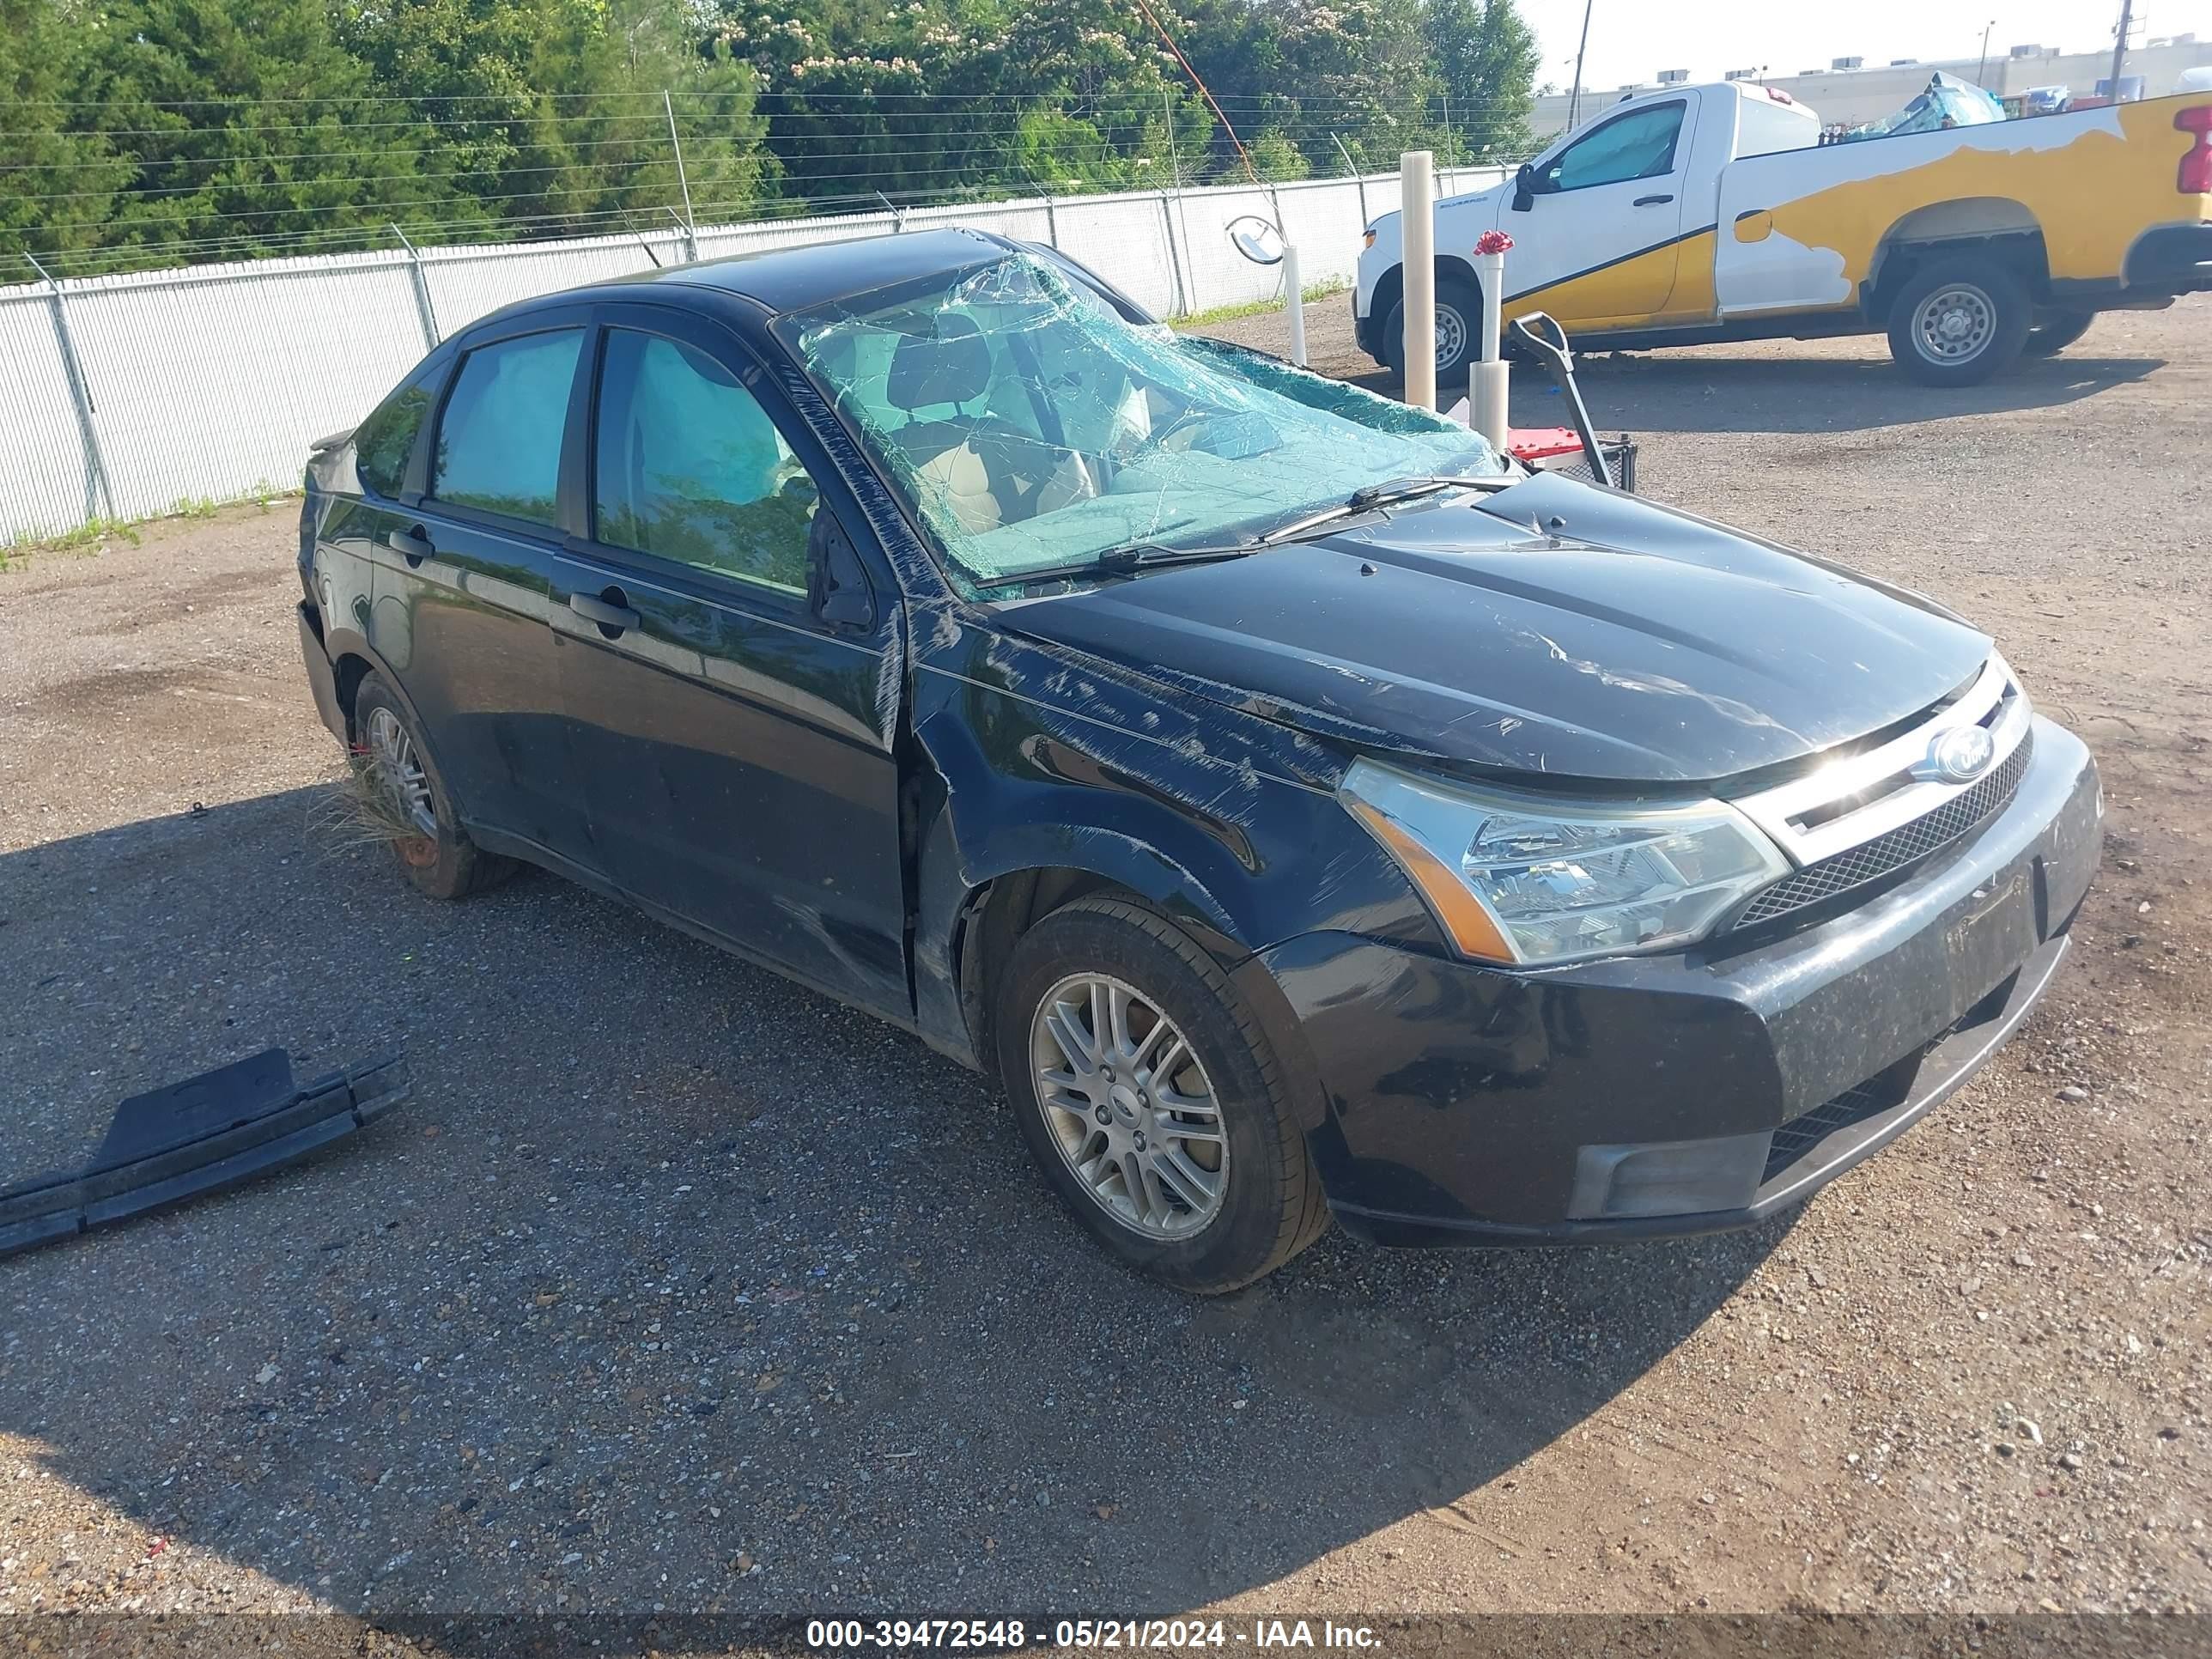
[5,85,1534,109]
[3,109,1496,173]
[2,124,1461,191]
[1,103,1524,145]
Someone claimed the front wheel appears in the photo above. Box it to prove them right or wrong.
[2024,308,2095,357]
[1381,275,1484,385]
[994,896,1329,1292]
[1886,258,2031,386]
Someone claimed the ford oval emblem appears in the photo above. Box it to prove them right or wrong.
[1928,725,1996,785]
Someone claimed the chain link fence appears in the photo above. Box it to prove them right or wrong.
[0,165,1503,545]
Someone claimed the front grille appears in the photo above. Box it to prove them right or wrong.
[1763,1081,1895,1182]
[1734,732,2033,930]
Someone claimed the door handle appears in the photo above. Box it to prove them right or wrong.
[569,587,640,636]
[387,526,434,568]
[1632,193,1674,207]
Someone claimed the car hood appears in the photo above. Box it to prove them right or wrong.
[993,471,1991,787]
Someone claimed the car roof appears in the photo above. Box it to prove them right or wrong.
[597,224,1013,313]
[453,224,1131,348]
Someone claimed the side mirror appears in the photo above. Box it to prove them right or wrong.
[1511,163,1536,213]
[807,505,875,630]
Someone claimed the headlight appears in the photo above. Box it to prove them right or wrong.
[1339,758,1790,966]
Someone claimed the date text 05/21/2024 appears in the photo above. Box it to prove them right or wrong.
[805,1620,1383,1650]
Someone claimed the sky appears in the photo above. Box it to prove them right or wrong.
[1520,0,2212,93]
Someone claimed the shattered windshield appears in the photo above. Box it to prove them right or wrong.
[778,254,1501,592]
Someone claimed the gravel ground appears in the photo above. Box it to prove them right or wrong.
[0,297,2208,1648]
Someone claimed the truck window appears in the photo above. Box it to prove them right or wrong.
[1545,102,1686,191]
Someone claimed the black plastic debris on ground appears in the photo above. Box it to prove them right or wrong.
[0,1048,409,1258]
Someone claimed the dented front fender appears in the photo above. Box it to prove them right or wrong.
[905,601,1436,1069]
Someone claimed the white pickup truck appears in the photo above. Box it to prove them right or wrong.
[1355,78,2212,385]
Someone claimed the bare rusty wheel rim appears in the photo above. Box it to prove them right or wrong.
[364,705,439,842]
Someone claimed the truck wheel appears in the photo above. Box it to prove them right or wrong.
[352,672,510,901]
[994,896,1330,1293]
[2024,309,2095,356]
[1887,258,2031,386]
[1382,275,1484,385]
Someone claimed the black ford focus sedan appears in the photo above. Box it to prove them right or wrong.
[296,227,2100,1291]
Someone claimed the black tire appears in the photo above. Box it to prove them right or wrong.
[2024,308,2095,357]
[1885,257,2032,386]
[351,672,510,902]
[994,896,1329,1293]
[1380,273,1484,386]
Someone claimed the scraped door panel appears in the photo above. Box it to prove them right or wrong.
[555,313,908,1012]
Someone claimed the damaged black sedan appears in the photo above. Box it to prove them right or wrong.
[295,228,2100,1291]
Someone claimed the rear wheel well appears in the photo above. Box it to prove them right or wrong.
[333,653,374,744]
[1866,215,2049,321]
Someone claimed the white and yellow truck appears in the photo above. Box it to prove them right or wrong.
[1354,78,2212,385]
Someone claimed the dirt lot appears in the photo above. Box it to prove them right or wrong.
[1,296,2209,1645]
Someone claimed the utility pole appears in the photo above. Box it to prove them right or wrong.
[2110,0,2133,100]
[1567,0,1594,131]
[1162,86,1183,191]
[1976,19,1996,88]
[1332,132,1369,228]
[663,89,698,261]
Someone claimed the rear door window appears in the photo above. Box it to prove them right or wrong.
[430,329,583,526]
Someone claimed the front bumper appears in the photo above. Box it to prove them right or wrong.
[1352,289,1377,357]
[1261,716,2101,1246]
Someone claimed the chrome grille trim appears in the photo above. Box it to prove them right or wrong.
[1731,732,2033,929]
[1732,654,2032,868]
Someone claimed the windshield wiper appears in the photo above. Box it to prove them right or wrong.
[992,539,1256,589]
[1256,473,1501,547]
[988,472,1508,589]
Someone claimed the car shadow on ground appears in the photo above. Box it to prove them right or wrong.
[1339,354,2162,438]
[0,788,1789,1627]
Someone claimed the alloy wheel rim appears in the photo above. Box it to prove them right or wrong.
[1913,283,1996,363]
[1434,302,1468,368]
[364,706,439,839]
[1029,972,1228,1240]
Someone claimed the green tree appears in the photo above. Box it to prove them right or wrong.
[17,0,463,270]
[0,0,136,265]
[337,0,767,239]
[718,0,1205,209]
[1247,126,1308,180]
[1424,0,1537,162]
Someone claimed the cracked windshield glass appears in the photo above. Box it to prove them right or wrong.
[780,254,1501,592]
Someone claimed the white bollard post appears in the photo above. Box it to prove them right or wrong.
[1471,240,1510,449]
[1282,242,1308,368]
[1401,150,1435,411]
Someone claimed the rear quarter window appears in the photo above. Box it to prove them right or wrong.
[353,368,441,498]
